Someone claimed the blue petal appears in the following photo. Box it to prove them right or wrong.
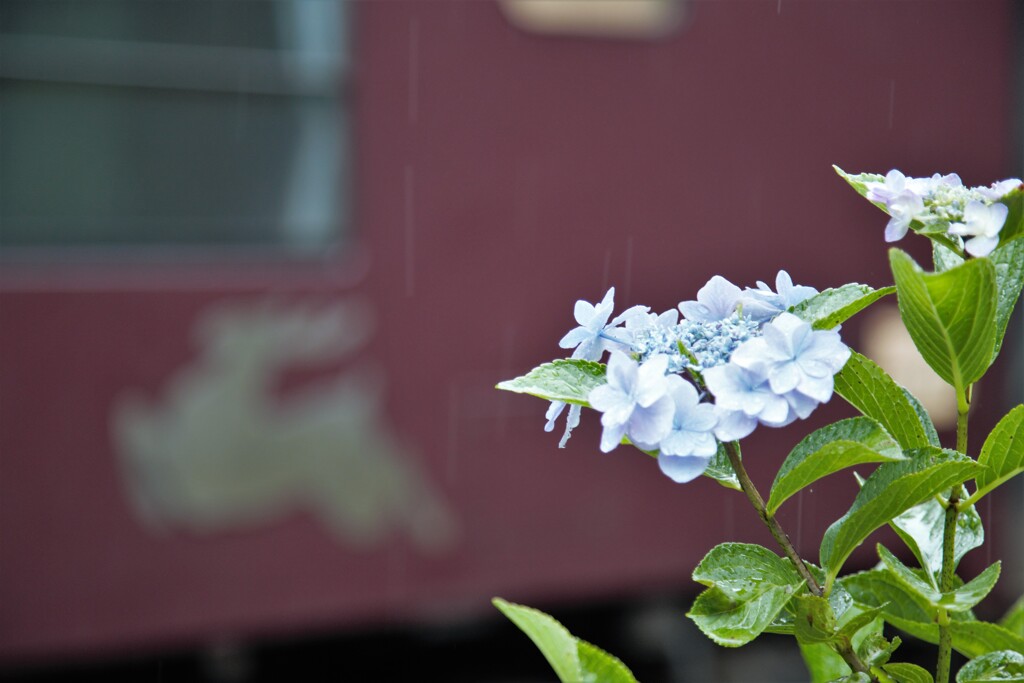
[658,453,712,483]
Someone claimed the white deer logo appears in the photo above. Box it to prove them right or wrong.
[112,299,457,551]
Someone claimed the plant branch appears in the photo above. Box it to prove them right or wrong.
[723,441,875,680]
[937,386,970,683]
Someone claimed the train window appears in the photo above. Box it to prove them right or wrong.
[0,1,349,253]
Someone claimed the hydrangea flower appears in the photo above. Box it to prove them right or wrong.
[655,377,719,483]
[730,312,850,405]
[858,169,1017,247]
[703,363,794,441]
[550,288,637,444]
[948,200,1009,257]
[678,275,742,323]
[588,353,674,453]
[739,270,818,321]
[558,287,623,361]
[976,178,1021,201]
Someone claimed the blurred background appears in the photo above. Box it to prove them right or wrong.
[1,1,1021,681]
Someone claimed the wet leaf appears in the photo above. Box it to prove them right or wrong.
[834,352,932,451]
[790,284,895,330]
[973,405,1024,505]
[955,650,1024,683]
[889,249,996,395]
[496,359,606,405]
[820,449,980,588]
[767,417,903,515]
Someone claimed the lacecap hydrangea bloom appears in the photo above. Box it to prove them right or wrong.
[547,273,851,483]
[861,169,1020,256]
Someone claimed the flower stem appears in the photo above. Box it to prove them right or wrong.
[936,387,970,683]
[723,441,875,681]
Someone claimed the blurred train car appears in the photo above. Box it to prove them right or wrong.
[1,1,1021,680]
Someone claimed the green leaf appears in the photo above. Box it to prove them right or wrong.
[875,615,1024,660]
[997,185,1024,243]
[941,562,1001,612]
[834,352,932,451]
[988,237,1024,358]
[688,543,803,647]
[889,249,997,395]
[841,569,935,626]
[903,389,942,447]
[702,441,741,491]
[972,405,1024,505]
[833,674,873,683]
[493,599,638,683]
[840,570,1011,657]
[794,594,838,645]
[834,166,887,206]
[496,359,606,406]
[956,650,1024,683]
[946,622,1024,659]
[692,542,804,594]
[800,641,853,683]
[493,598,582,682]
[889,486,983,582]
[800,614,883,683]
[820,449,981,588]
[767,417,904,515]
[883,662,934,683]
[789,284,895,330]
[1000,594,1024,636]
[878,545,1000,614]
[837,605,889,643]
[858,632,901,667]
[933,240,966,273]
[876,544,940,609]
[576,639,639,683]
[688,585,797,647]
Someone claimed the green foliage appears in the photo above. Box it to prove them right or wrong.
[955,650,1024,683]
[687,543,803,646]
[842,571,1024,659]
[576,640,638,683]
[942,623,1024,659]
[702,442,742,491]
[971,405,1024,506]
[858,632,901,667]
[790,284,895,330]
[834,352,932,451]
[889,488,983,583]
[820,449,981,588]
[492,598,637,683]
[767,417,903,516]
[794,594,839,645]
[496,359,605,406]
[877,545,1000,614]
[496,166,1024,683]
[989,237,1024,358]
[883,662,935,683]
[997,185,1024,243]
[888,249,996,398]
[933,241,965,273]
[833,166,887,207]
[903,389,942,448]
[1000,595,1024,637]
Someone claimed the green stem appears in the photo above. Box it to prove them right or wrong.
[723,442,876,681]
[936,386,970,683]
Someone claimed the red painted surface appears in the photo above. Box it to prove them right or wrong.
[0,0,1016,663]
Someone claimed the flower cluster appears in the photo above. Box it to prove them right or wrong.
[863,170,1020,256]
[550,273,851,483]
